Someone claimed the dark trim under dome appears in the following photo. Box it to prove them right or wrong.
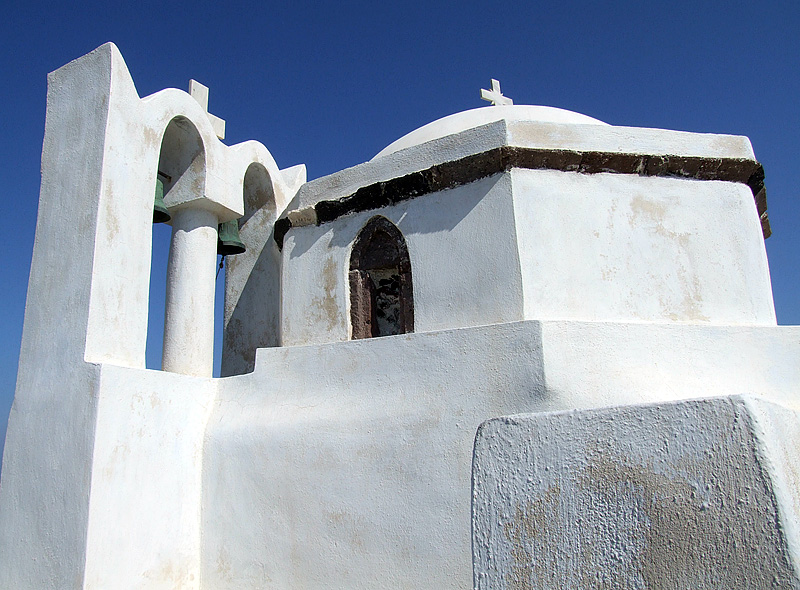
[274,145,769,249]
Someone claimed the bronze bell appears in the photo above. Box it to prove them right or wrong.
[217,219,246,256]
[153,176,171,223]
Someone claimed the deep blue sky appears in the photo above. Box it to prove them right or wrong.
[0,1,798,461]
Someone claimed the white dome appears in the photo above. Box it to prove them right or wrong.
[373,105,608,160]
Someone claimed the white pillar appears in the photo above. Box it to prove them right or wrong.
[162,207,218,377]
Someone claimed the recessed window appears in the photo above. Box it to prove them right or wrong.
[349,216,413,339]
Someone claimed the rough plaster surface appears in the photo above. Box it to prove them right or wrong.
[0,42,795,590]
[276,164,772,351]
[163,208,218,376]
[472,396,800,589]
[0,361,101,589]
[202,321,800,590]
[291,115,755,213]
[270,108,768,354]
[222,162,298,376]
[203,322,547,590]
[0,43,114,589]
[75,42,297,371]
[84,365,216,589]
[374,104,756,163]
[539,322,800,411]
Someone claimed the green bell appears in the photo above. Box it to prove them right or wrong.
[153,176,171,223]
[217,219,246,256]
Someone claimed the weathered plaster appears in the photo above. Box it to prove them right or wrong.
[374,104,608,158]
[275,159,773,351]
[203,321,547,590]
[0,43,299,588]
[221,158,301,375]
[472,396,800,589]
[289,113,757,215]
[280,174,523,346]
[512,169,775,325]
[1,43,797,590]
[277,145,767,246]
[163,207,218,376]
[200,320,800,590]
[84,365,216,589]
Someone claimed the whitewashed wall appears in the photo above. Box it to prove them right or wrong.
[83,366,216,590]
[0,41,791,590]
[512,169,775,324]
[472,396,800,589]
[0,43,295,589]
[280,165,773,349]
[280,173,524,345]
[201,320,800,590]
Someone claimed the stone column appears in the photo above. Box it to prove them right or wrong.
[162,207,218,377]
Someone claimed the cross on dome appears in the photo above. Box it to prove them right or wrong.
[189,79,226,140]
[480,79,513,106]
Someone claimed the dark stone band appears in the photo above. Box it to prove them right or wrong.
[275,146,769,249]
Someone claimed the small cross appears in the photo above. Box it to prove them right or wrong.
[480,79,513,106]
[189,79,226,140]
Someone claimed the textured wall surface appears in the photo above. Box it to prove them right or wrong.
[473,396,800,590]
[203,321,800,590]
[203,321,546,590]
[1,43,792,590]
[0,43,295,589]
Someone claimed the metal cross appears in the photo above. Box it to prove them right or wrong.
[189,79,226,140]
[480,79,513,106]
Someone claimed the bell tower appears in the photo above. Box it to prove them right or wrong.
[0,43,300,589]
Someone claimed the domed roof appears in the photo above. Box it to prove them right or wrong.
[373,105,608,160]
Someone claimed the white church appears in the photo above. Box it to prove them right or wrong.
[0,43,799,589]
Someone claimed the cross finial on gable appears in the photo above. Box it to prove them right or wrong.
[480,79,513,106]
[189,79,226,140]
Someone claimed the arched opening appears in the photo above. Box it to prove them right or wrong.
[220,162,279,376]
[146,116,211,373]
[146,220,171,370]
[156,116,206,207]
[349,216,413,339]
[241,162,275,226]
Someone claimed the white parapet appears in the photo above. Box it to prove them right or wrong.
[202,320,800,589]
[472,396,800,589]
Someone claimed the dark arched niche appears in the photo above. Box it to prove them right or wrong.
[349,216,414,339]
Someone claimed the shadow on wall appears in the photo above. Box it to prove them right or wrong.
[146,115,208,372]
[221,163,279,377]
[290,174,500,258]
[146,222,171,370]
[201,320,549,590]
